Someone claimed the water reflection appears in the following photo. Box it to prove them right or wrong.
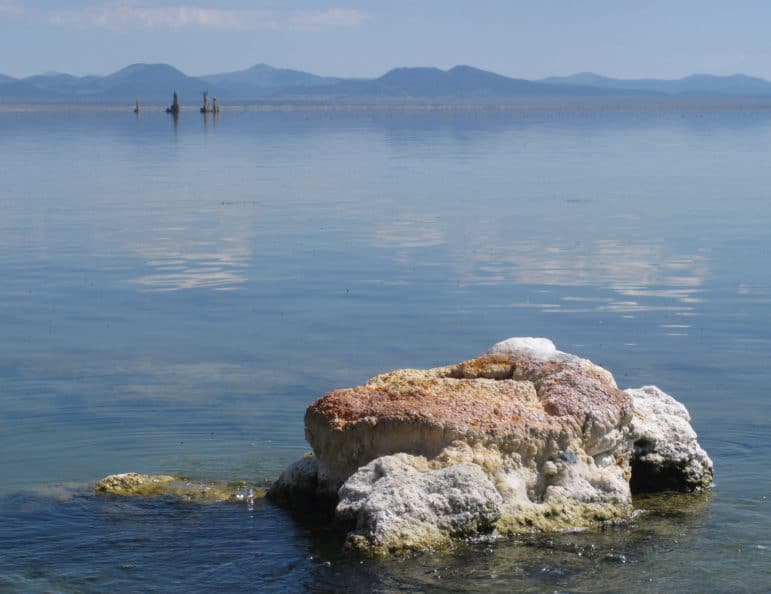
[169,109,179,133]
[203,111,219,135]
[372,214,445,249]
[459,239,706,316]
[131,225,250,291]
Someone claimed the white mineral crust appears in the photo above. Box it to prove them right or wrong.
[626,385,714,491]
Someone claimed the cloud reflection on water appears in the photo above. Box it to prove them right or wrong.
[131,226,250,292]
[372,214,445,249]
[454,238,708,319]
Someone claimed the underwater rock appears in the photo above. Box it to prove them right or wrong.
[270,338,713,554]
[627,385,714,492]
[95,473,265,503]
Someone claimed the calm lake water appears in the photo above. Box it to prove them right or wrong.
[0,105,769,592]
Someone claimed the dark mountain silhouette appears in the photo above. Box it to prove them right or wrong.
[0,77,70,100]
[92,63,210,101]
[378,65,554,96]
[200,63,340,96]
[0,72,90,100]
[3,63,771,104]
[288,65,649,100]
[0,64,210,103]
[541,72,771,96]
[0,73,17,84]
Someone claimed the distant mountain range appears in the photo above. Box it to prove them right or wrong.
[540,72,771,96]
[200,63,342,93]
[3,63,771,104]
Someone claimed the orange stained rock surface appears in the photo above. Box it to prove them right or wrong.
[306,353,632,437]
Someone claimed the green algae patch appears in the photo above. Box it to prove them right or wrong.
[345,527,454,558]
[342,525,498,559]
[495,500,633,535]
[94,473,266,503]
[343,500,635,558]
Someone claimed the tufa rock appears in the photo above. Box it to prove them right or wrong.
[165,92,180,115]
[337,454,503,554]
[627,385,714,492]
[270,338,713,554]
[268,454,322,507]
[95,472,265,503]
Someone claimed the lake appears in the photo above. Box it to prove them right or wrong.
[0,104,769,592]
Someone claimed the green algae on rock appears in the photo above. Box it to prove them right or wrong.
[95,473,266,503]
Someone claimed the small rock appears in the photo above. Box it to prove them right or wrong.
[95,473,265,503]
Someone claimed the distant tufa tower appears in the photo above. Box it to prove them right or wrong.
[201,91,220,114]
[165,92,180,115]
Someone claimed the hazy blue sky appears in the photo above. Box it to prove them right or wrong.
[2,1,771,79]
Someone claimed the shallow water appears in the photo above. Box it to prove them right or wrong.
[0,106,769,592]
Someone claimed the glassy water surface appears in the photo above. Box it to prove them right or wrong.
[0,106,769,592]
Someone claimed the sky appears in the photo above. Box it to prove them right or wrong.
[2,1,771,79]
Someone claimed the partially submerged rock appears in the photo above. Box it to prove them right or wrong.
[268,454,323,508]
[627,386,714,492]
[95,473,265,503]
[270,338,713,554]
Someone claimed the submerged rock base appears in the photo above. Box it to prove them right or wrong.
[269,338,713,555]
